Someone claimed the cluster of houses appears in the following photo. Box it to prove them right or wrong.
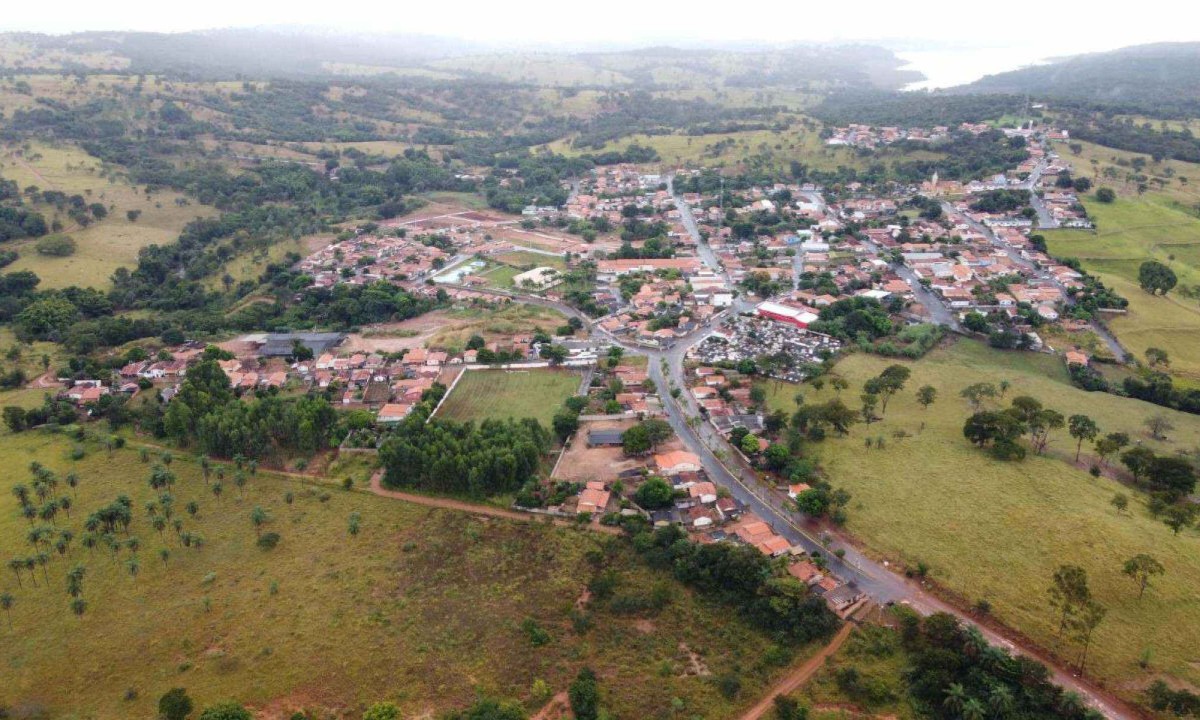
[824,121,996,149]
[825,123,954,148]
[693,314,840,384]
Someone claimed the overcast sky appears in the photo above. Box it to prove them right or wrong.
[4,0,1198,53]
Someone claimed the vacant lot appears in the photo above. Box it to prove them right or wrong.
[768,340,1200,696]
[1045,194,1200,378]
[554,420,644,482]
[437,368,581,427]
[0,432,800,719]
[0,142,215,288]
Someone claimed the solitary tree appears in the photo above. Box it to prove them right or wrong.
[1138,260,1177,295]
[1068,415,1099,463]
[1122,554,1165,599]
[1145,347,1170,368]
[1110,493,1129,514]
[1145,414,1175,440]
[916,385,937,410]
[250,506,268,537]
[1162,505,1197,536]
[1048,564,1091,636]
[362,702,401,720]
[1071,599,1107,675]
[158,688,194,720]
[960,382,997,411]
[0,592,13,628]
[568,667,600,720]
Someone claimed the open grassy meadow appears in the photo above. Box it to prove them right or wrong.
[542,122,880,173]
[1053,138,1200,207]
[1044,194,1200,378]
[765,339,1200,695]
[0,431,801,719]
[437,368,581,427]
[0,142,215,289]
[424,304,569,351]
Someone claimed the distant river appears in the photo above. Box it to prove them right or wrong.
[897,47,1053,91]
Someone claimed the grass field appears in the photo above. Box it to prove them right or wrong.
[542,123,875,173]
[542,117,943,173]
[437,368,581,427]
[0,142,215,288]
[0,431,800,719]
[764,339,1200,695]
[1044,194,1200,378]
[1052,139,1200,207]
[424,304,569,352]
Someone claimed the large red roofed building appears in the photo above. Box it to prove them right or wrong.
[756,301,819,330]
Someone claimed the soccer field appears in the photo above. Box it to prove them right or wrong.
[437,368,581,426]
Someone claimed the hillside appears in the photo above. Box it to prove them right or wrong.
[0,30,919,90]
[961,42,1200,117]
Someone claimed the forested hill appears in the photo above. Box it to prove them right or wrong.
[960,42,1200,118]
[0,30,919,89]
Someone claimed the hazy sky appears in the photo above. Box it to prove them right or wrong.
[4,0,1199,53]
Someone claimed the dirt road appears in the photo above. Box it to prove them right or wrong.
[737,623,854,720]
[368,471,622,535]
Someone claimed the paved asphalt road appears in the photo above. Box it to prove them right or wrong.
[584,188,1136,718]
[482,186,1138,718]
[945,201,1127,361]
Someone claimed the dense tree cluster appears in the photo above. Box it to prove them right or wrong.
[152,359,340,459]
[379,408,552,497]
[809,297,896,341]
[892,609,1106,720]
[630,523,840,644]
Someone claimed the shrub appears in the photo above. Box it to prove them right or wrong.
[256,532,281,550]
[35,234,77,256]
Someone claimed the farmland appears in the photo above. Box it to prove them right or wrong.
[436,368,581,427]
[766,339,1200,694]
[0,431,798,720]
[1044,193,1200,378]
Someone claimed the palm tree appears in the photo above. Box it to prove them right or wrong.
[8,558,24,588]
[185,501,198,518]
[23,557,38,588]
[159,548,170,566]
[152,516,167,539]
[212,481,223,503]
[348,512,361,536]
[126,557,140,579]
[200,456,211,485]
[987,686,1015,718]
[59,496,72,519]
[943,683,968,715]
[65,472,79,498]
[11,484,30,507]
[36,552,50,583]
[963,697,986,720]
[0,592,13,628]
[66,565,85,598]
[71,597,87,618]
[250,506,268,537]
